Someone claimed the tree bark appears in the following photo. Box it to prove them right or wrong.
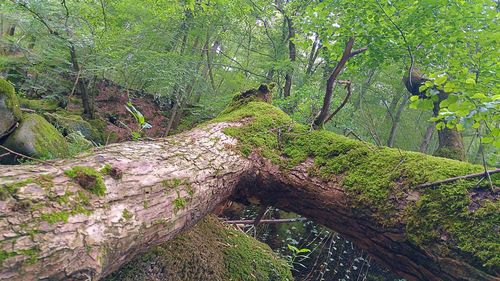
[419,124,435,153]
[0,122,251,280]
[432,92,465,160]
[283,15,296,98]
[313,37,367,128]
[69,43,93,119]
[403,69,465,160]
[0,100,496,281]
[386,94,409,147]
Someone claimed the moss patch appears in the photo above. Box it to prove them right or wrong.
[19,98,60,112]
[103,216,292,281]
[0,77,21,120]
[44,112,104,144]
[41,211,70,224]
[65,166,106,196]
[211,94,498,273]
[2,113,70,160]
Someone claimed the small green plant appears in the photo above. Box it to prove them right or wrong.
[124,101,152,140]
[286,244,311,272]
[173,196,187,213]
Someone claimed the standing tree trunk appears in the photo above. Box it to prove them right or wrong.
[0,89,496,281]
[432,91,465,160]
[69,43,93,119]
[305,33,320,76]
[283,15,296,98]
[419,124,435,153]
[403,70,465,160]
[386,94,409,147]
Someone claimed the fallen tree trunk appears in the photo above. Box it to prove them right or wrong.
[0,86,498,281]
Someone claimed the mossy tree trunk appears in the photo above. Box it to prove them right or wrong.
[403,69,465,161]
[0,91,497,281]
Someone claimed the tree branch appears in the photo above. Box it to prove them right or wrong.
[415,168,500,189]
[324,80,353,123]
[223,218,307,225]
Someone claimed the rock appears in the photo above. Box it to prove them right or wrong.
[44,113,104,144]
[19,98,61,112]
[0,78,22,138]
[1,113,70,163]
[66,131,94,155]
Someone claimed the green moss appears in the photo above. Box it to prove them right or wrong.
[162,178,186,189]
[76,190,90,205]
[0,78,21,120]
[173,193,187,213]
[2,179,34,198]
[211,92,497,272]
[44,112,104,144]
[102,216,292,281]
[434,146,465,161]
[222,226,292,281]
[65,166,106,196]
[122,209,133,220]
[0,250,16,266]
[18,248,40,265]
[100,164,113,175]
[3,113,70,160]
[0,247,40,266]
[19,98,59,112]
[41,211,70,224]
[185,184,195,197]
[220,84,274,115]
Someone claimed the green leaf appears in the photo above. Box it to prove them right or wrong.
[434,75,447,85]
[297,248,311,253]
[482,137,493,144]
[418,85,428,92]
[444,82,457,93]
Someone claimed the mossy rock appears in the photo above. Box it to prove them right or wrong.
[19,98,60,112]
[104,216,293,281]
[0,77,21,138]
[1,113,70,163]
[44,113,104,144]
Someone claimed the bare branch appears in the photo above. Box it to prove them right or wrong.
[415,168,500,189]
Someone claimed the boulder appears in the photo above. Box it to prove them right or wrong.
[1,113,70,163]
[19,98,61,112]
[44,113,104,144]
[0,78,21,138]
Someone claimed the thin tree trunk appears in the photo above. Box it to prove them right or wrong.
[7,24,15,36]
[386,94,409,147]
[69,43,93,119]
[283,16,296,98]
[305,33,320,75]
[432,91,465,160]
[420,124,435,153]
[164,98,179,136]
